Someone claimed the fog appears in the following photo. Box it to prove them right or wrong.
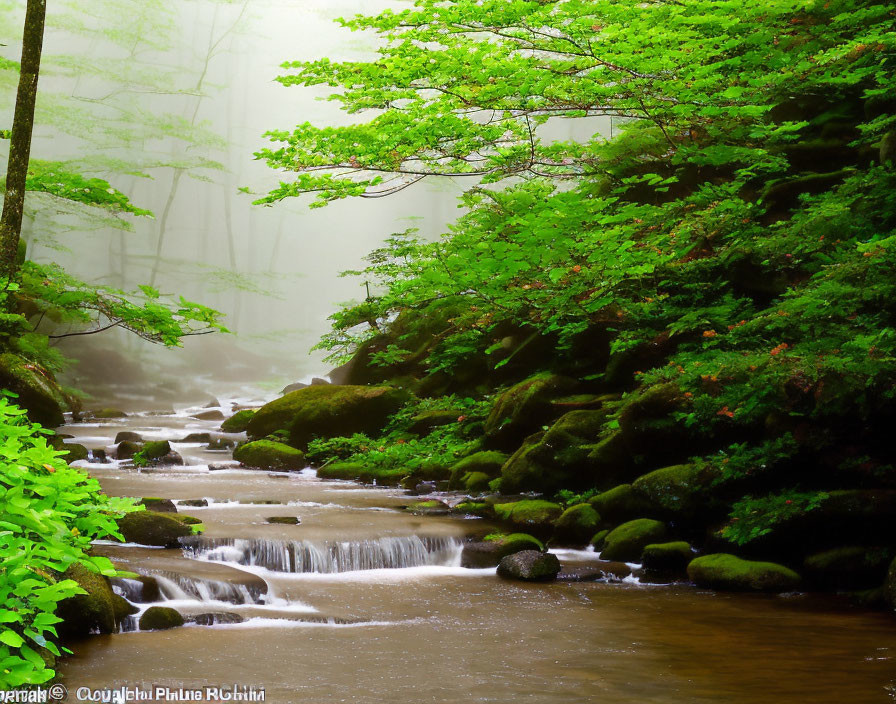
[0,0,604,403]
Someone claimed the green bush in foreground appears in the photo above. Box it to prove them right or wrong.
[0,396,138,687]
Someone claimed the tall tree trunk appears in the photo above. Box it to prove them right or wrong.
[0,0,46,278]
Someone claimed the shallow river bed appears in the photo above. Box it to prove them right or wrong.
[58,398,896,703]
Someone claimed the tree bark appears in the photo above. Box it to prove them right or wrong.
[0,0,46,278]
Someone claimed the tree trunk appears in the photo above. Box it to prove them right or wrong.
[0,0,47,278]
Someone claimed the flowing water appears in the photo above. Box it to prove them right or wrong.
[57,391,896,703]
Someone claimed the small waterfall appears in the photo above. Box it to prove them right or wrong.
[112,571,265,605]
[181,535,463,573]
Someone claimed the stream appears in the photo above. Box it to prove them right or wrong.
[56,391,896,703]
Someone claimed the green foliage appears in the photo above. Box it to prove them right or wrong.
[0,397,139,687]
[24,160,152,217]
[722,490,829,546]
[305,395,490,477]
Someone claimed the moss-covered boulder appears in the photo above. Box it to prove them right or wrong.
[552,504,600,546]
[584,431,635,488]
[462,471,492,493]
[497,550,561,582]
[802,546,894,590]
[221,409,256,433]
[55,562,117,639]
[484,373,576,448]
[316,461,367,481]
[641,541,694,573]
[448,451,508,488]
[588,484,654,524]
[688,554,800,592]
[405,499,451,515]
[615,383,692,467]
[500,410,608,493]
[139,606,184,631]
[600,519,669,562]
[267,516,300,525]
[632,464,713,522]
[115,431,143,444]
[117,510,193,547]
[112,594,139,622]
[590,529,610,551]
[452,501,493,518]
[407,409,460,435]
[494,500,563,535]
[233,440,306,470]
[247,385,407,449]
[0,353,67,427]
[115,440,141,460]
[461,533,544,568]
[92,408,128,419]
[141,440,171,460]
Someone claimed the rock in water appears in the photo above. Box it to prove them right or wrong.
[115,431,144,444]
[139,606,184,631]
[247,385,407,449]
[221,409,256,433]
[140,497,177,513]
[497,550,561,582]
[117,510,193,547]
[55,563,118,639]
[267,516,301,525]
[192,409,225,421]
[600,518,669,562]
[461,533,544,568]
[233,440,306,470]
[687,554,800,592]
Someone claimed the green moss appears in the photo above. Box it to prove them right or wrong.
[462,471,492,493]
[55,562,116,639]
[484,373,575,446]
[588,484,653,524]
[407,409,460,435]
[553,504,600,545]
[93,408,128,419]
[247,385,407,448]
[600,518,669,562]
[316,462,405,486]
[0,353,67,427]
[142,440,172,460]
[139,606,184,631]
[803,546,894,589]
[452,501,492,517]
[632,464,706,520]
[406,499,450,514]
[687,553,801,592]
[641,541,694,572]
[117,510,192,547]
[62,442,89,463]
[493,499,563,529]
[221,409,256,433]
[590,529,610,550]
[116,440,141,459]
[448,451,508,488]
[485,532,545,552]
[233,440,306,470]
[584,431,632,487]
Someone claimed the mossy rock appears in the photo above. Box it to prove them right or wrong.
[461,533,544,568]
[632,464,713,522]
[803,546,895,590]
[452,501,492,518]
[233,440,306,471]
[116,440,141,460]
[584,431,636,489]
[600,519,669,562]
[497,550,561,582]
[93,408,128,419]
[407,409,460,435]
[317,462,367,481]
[139,606,184,631]
[142,440,172,460]
[448,451,508,488]
[221,409,256,433]
[687,554,800,592]
[0,353,67,427]
[588,484,654,524]
[55,562,117,639]
[552,504,600,546]
[115,431,143,444]
[267,516,300,525]
[484,373,577,449]
[117,510,193,547]
[493,500,563,534]
[615,383,691,465]
[172,514,203,526]
[247,385,407,449]
[641,541,694,573]
[500,410,609,493]
[462,471,492,493]
[48,435,89,463]
[112,594,139,621]
[590,529,610,551]
[406,499,451,515]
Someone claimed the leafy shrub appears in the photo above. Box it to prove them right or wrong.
[0,396,138,687]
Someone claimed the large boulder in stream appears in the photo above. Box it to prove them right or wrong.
[233,440,306,470]
[247,385,407,449]
[139,606,184,631]
[688,554,801,592]
[599,519,669,562]
[497,550,561,582]
[221,409,256,433]
[484,373,577,450]
[461,533,544,568]
[552,504,600,546]
[55,562,118,639]
[117,510,193,547]
[0,353,68,427]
